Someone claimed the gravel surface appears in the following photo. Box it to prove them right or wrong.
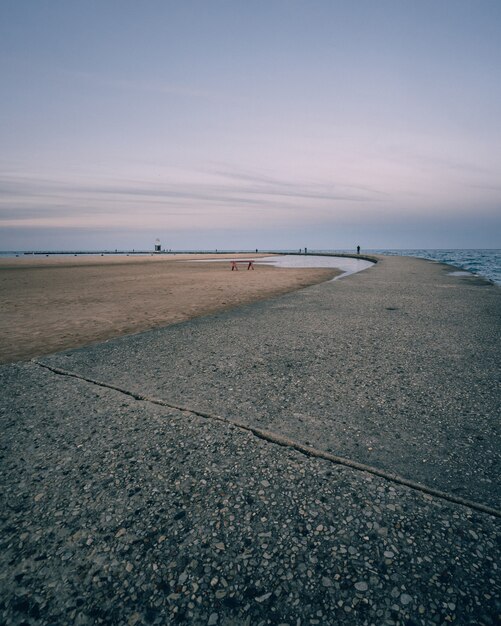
[38,255,501,509]
[1,362,500,625]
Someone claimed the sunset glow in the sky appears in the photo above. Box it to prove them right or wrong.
[1,1,500,250]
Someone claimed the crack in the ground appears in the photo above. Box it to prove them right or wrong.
[33,359,501,519]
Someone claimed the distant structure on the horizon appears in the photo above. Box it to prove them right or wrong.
[154,239,161,253]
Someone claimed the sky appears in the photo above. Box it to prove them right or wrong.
[1,0,500,251]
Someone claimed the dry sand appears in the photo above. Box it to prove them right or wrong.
[0,254,338,363]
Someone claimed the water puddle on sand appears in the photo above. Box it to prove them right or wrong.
[448,271,473,277]
[186,255,374,280]
[255,255,374,280]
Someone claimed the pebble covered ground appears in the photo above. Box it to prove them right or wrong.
[38,256,501,509]
[1,363,500,625]
[1,255,500,624]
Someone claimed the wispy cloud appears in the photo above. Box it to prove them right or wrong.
[0,168,388,229]
[212,167,389,198]
[386,146,495,177]
[4,161,496,234]
[212,168,392,207]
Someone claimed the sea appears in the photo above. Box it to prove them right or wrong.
[369,249,501,286]
[315,249,501,286]
[1,249,500,286]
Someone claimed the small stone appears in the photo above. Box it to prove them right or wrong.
[34,493,44,502]
[115,528,127,538]
[126,562,133,573]
[215,542,225,551]
[354,582,368,592]
[128,613,141,626]
[383,551,394,559]
[256,592,272,603]
[400,593,412,605]
[208,612,218,625]
[321,577,332,588]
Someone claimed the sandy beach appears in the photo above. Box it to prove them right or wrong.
[0,254,338,364]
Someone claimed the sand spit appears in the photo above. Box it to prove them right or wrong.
[1,255,500,625]
[0,254,338,363]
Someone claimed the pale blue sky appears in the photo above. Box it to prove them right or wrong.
[1,0,500,250]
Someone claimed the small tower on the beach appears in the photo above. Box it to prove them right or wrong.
[154,238,161,253]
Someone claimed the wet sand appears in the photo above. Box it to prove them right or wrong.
[0,254,338,363]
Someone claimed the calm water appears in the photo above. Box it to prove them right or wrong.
[2,249,500,285]
[256,255,374,280]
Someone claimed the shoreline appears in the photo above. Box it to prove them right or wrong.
[38,253,500,508]
[1,254,500,625]
[0,253,340,364]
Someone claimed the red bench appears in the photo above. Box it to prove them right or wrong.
[231,259,255,270]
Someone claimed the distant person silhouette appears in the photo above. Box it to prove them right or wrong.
[357,245,360,254]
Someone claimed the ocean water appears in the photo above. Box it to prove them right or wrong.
[366,249,501,286]
[308,249,500,286]
[264,249,501,285]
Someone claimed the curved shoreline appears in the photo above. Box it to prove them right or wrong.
[36,253,500,509]
[0,254,340,364]
[1,253,500,625]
